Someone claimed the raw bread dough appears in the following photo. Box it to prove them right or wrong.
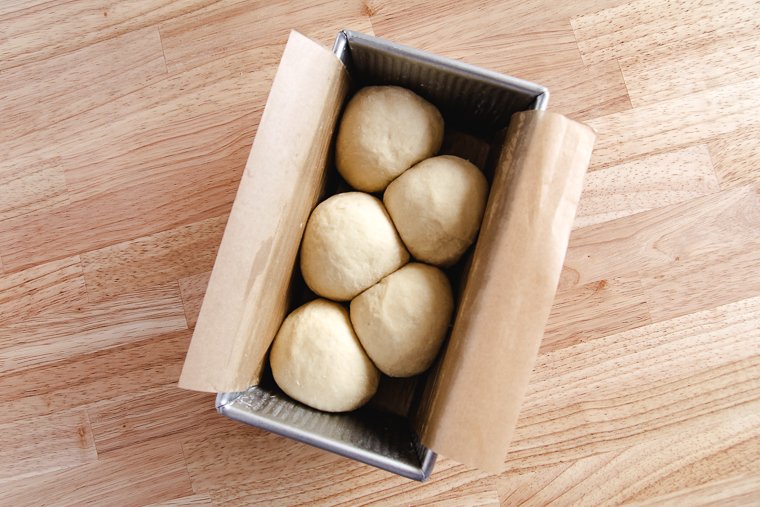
[300,192,409,301]
[384,155,488,266]
[336,86,444,192]
[270,299,380,412]
[350,263,454,377]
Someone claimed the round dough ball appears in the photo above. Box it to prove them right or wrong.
[270,299,380,412]
[384,155,488,267]
[350,263,454,377]
[301,192,409,301]
[336,86,444,192]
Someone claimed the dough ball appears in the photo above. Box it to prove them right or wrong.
[384,155,488,267]
[350,263,454,377]
[270,299,380,412]
[301,192,409,301]
[336,86,444,192]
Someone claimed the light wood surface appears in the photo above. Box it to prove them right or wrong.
[0,0,758,505]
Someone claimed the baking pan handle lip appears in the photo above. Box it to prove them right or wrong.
[220,397,437,481]
[216,391,244,412]
[532,89,550,111]
[337,29,549,103]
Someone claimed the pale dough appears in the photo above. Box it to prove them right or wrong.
[270,299,380,412]
[350,263,454,377]
[336,86,444,192]
[384,155,488,266]
[300,192,409,301]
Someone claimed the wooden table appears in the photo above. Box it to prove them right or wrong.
[1,1,758,505]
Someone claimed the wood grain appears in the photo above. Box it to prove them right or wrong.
[574,144,719,229]
[708,125,760,190]
[542,276,650,354]
[0,0,211,71]
[524,59,632,122]
[513,296,760,472]
[0,440,193,507]
[159,0,374,75]
[0,330,192,424]
[206,457,490,506]
[0,408,97,484]
[1,0,759,504]
[0,52,274,272]
[619,35,760,107]
[0,26,167,146]
[0,255,87,324]
[588,77,760,169]
[0,157,69,222]
[641,242,760,322]
[623,475,760,506]
[88,384,219,453]
[370,5,632,121]
[0,285,187,375]
[561,186,760,291]
[571,0,760,65]
[144,494,213,507]
[81,215,225,302]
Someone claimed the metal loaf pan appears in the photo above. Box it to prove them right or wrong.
[216,30,548,482]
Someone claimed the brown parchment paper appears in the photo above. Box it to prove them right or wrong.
[178,31,348,392]
[413,110,595,472]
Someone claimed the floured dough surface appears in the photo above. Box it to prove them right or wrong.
[300,192,409,301]
[384,155,488,266]
[336,86,444,192]
[270,299,380,412]
[350,263,454,377]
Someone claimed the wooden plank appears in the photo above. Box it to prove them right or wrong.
[561,186,760,291]
[503,400,759,505]
[373,16,583,78]
[620,35,760,107]
[410,481,501,507]
[0,439,193,507]
[0,0,212,71]
[571,0,760,65]
[0,32,271,165]
[623,475,760,506]
[369,0,607,103]
[158,0,374,75]
[641,240,760,322]
[0,255,87,325]
[499,447,760,506]
[523,60,631,122]
[372,3,632,121]
[178,271,211,328]
[81,215,226,302]
[587,77,760,170]
[88,384,220,454]
[206,456,489,506]
[497,452,617,506]
[574,145,719,230]
[0,26,166,147]
[144,494,213,507]
[0,157,69,222]
[182,424,345,493]
[0,330,191,424]
[708,126,760,190]
[0,54,273,272]
[0,285,187,375]
[542,276,650,354]
[0,408,97,484]
[369,0,630,42]
[623,436,760,503]
[507,296,760,474]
